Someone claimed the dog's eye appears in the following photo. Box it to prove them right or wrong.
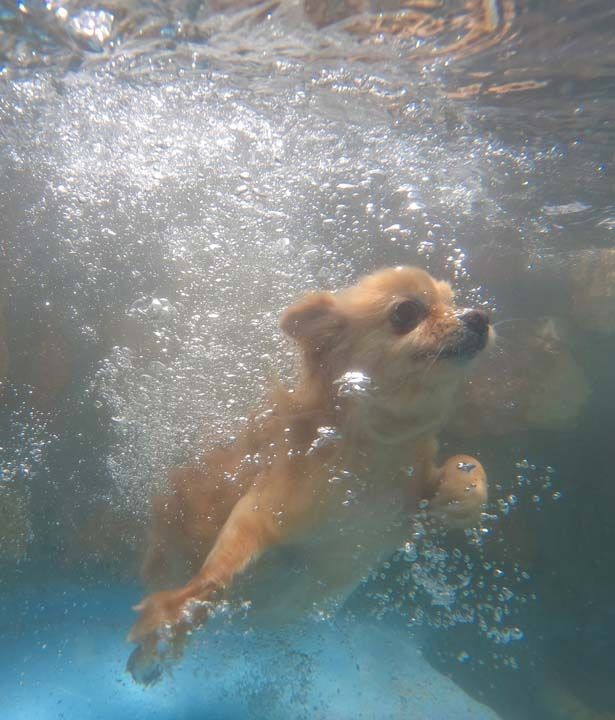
[390,300,425,334]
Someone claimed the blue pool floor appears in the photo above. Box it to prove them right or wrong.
[0,581,498,719]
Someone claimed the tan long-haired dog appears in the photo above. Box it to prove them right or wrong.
[127,266,491,684]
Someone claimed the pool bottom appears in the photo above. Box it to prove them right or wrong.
[0,581,499,719]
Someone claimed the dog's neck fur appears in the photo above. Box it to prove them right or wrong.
[271,368,452,460]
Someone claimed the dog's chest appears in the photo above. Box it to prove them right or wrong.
[235,476,413,626]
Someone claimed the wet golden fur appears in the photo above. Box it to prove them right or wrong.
[127,266,490,684]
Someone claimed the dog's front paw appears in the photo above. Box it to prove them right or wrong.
[126,588,209,685]
[429,454,487,529]
[127,641,166,686]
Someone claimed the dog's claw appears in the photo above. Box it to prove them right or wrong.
[127,589,205,685]
[127,644,164,686]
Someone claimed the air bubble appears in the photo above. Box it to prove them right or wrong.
[68,9,114,51]
[307,426,341,454]
[342,489,356,507]
[403,542,417,561]
[510,627,524,641]
[127,297,176,322]
[497,499,510,515]
[334,371,373,398]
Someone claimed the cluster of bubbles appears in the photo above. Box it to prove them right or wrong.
[0,400,56,486]
[0,400,57,560]
[0,62,512,513]
[360,461,563,670]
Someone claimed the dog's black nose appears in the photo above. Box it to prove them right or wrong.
[459,309,490,336]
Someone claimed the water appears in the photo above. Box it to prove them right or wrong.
[1,0,615,718]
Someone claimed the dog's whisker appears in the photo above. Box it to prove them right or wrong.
[424,343,446,377]
[488,345,508,361]
[489,334,514,354]
[491,318,523,329]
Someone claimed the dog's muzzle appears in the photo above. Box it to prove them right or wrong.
[441,308,490,361]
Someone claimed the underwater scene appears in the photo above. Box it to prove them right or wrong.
[1,0,614,718]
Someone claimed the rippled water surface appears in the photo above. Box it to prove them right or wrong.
[1,1,615,719]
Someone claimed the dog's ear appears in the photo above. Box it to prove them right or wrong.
[280,292,345,350]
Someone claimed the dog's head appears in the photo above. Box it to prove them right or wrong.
[281,267,491,428]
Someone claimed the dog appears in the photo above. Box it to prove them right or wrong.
[127,266,491,685]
